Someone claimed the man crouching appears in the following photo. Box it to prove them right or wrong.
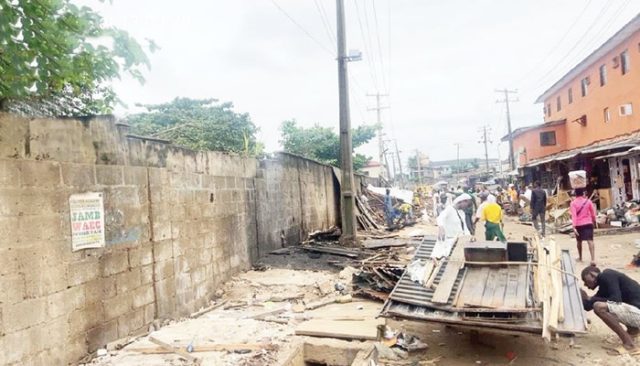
[581,265,640,355]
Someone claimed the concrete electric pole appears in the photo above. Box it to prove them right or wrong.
[453,143,461,173]
[478,125,492,174]
[415,149,423,185]
[366,93,389,180]
[495,88,518,172]
[336,0,357,246]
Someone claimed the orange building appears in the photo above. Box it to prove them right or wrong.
[503,14,640,206]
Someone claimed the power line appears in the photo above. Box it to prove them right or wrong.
[516,0,593,86]
[313,0,336,45]
[371,0,388,93]
[354,0,379,91]
[574,0,632,63]
[269,0,335,57]
[361,0,384,93]
[530,0,615,91]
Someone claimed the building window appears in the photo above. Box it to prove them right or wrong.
[556,96,561,111]
[619,103,633,116]
[568,88,573,104]
[604,107,610,123]
[540,131,557,146]
[581,77,589,97]
[599,64,607,86]
[621,50,630,75]
[546,103,551,117]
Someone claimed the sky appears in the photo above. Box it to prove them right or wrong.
[81,0,640,167]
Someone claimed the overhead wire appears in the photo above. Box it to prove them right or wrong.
[574,0,633,62]
[371,0,388,93]
[269,0,335,57]
[529,0,615,92]
[317,0,337,41]
[515,0,593,86]
[313,0,336,45]
[353,0,379,92]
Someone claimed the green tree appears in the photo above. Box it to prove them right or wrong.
[0,0,155,115]
[279,119,376,171]
[126,97,262,155]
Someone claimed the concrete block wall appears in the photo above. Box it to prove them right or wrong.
[0,114,337,364]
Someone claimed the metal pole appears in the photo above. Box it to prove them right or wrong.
[483,126,490,173]
[504,90,514,171]
[336,0,356,245]
[367,93,389,180]
[394,140,403,188]
[416,149,423,185]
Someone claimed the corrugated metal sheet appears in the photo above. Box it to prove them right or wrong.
[385,236,465,308]
[557,249,588,334]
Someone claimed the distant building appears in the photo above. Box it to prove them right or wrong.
[503,14,640,205]
[361,160,385,178]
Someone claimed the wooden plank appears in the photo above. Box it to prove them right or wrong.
[502,268,521,309]
[489,269,509,308]
[295,319,382,340]
[480,270,498,308]
[422,259,436,286]
[425,260,443,289]
[462,267,490,307]
[129,343,276,354]
[148,336,201,364]
[431,241,465,304]
[513,265,528,309]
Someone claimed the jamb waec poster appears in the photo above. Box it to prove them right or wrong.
[69,192,105,251]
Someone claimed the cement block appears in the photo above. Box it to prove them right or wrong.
[61,163,95,187]
[96,165,124,186]
[102,251,129,276]
[153,239,173,261]
[40,315,69,350]
[0,273,25,305]
[140,264,153,285]
[117,308,145,338]
[87,319,118,352]
[3,297,47,332]
[46,286,85,319]
[69,301,104,334]
[115,268,141,295]
[20,160,61,188]
[0,159,20,187]
[84,276,117,303]
[154,278,176,317]
[0,188,22,216]
[143,303,156,324]
[132,285,155,308]
[67,258,99,286]
[3,326,44,364]
[152,221,172,241]
[18,214,63,243]
[0,217,19,249]
[103,293,133,321]
[148,168,169,187]
[129,243,153,267]
[123,166,148,186]
[153,258,174,281]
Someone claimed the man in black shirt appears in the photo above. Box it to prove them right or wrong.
[581,266,640,354]
[530,181,547,237]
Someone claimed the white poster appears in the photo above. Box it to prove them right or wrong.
[69,192,106,251]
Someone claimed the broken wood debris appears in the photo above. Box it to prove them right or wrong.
[148,335,201,364]
[189,300,227,318]
[130,342,277,354]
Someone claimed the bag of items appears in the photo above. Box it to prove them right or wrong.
[568,170,587,189]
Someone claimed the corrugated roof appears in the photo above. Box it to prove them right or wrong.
[501,119,566,142]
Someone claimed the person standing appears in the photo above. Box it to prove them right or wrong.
[570,188,597,264]
[530,181,548,237]
[384,188,396,228]
[479,195,507,242]
[437,194,472,240]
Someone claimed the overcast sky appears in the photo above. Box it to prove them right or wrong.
[83,0,640,164]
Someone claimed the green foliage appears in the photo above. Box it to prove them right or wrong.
[126,97,262,155]
[279,119,375,171]
[0,0,154,115]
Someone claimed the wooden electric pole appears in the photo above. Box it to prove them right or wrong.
[496,88,518,171]
[336,0,356,246]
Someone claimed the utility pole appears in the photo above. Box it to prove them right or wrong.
[453,143,461,174]
[394,140,404,188]
[478,125,492,174]
[367,93,389,180]
[415,149,423,185]
[336,0,356,246]
[495,88,518,171]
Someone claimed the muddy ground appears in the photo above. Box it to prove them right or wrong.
[87,217,640,366]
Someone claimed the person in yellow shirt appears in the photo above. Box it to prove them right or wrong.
[480,196,507,242]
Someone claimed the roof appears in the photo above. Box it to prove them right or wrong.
[522,131,640,167]
[535,14,640,104]
[501,119,566,141]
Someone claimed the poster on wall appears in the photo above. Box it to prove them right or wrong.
[69,192,105,251]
